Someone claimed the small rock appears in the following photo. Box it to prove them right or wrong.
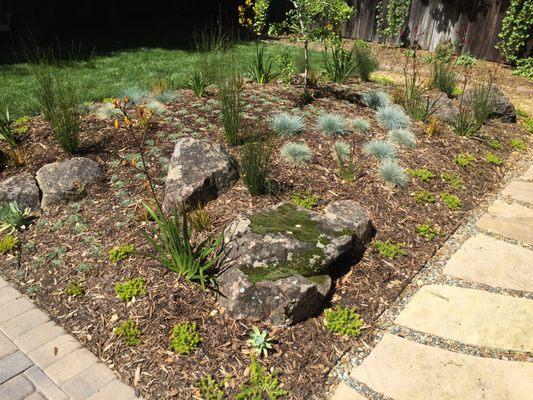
[0,173,40,211]
[36,157,102,210]
[162,137,238,212]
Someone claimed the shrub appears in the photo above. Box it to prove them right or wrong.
[0,235,18,254]
[95,102,121,120]
[114,278,146,302]
[65,282,84,297]
[352,118,370,133]
[509,138,526,150]
[198,375,224,400]
[275,50,294,85]
[248,44,277,84]
[169,322,202,355]
[362,90,390,110]
[281,142,312,165]
[417,223,439,240]
[290,191,319,209]
[353,40,379,81]
[323,45,358,84]
[378,158,409,188]
[441,172,462,189]
[108,244,134,264]
[333,141,356,182]
[374,239,406,259]
[240,141,272,196]
[218,77,242,146]
[316,114,348,136]
[363,140,397,160]
[407,168,434,182]
[0,202,31,234]
[486,152,503,166]
[115,319,141,346]
[187,70,211,98]
[430,61,459,97]
[324,306,362,337]
[456,53,476,67]
[441,193,462,210]
[388,129,417,148]
[513,57,533,79]
[236,356,287,400]
[455,152,476,168]
[247,326,274,357]
[271,113,304,137]
[413,190,437,203]
[376,105,410,130]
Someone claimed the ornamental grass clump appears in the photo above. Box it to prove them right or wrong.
[316,114,348,136]
[352,118,370,133]
[362,90,390,110]
[388,128,417,148]
[95,102,122,120]
[353,40,379,81]
[271,113,304,137]
[378,158,409,188]
[324,306,362,337]
[218,76,242,146]
[281,142,312,165]
[376,104,410,130]
[240,141,272,196]
[363,140,397,160]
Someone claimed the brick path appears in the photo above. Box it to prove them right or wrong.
[0,279,140,400]
[332,163,533,399]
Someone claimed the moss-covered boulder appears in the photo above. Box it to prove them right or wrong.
[219,201,373,326]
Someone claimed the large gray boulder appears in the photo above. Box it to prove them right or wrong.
[0,173,40,211]
[36,157,102,210]
[461,86,516,123]
[219,201,373,326]
[162,138,238,212]
[432,95,459,124]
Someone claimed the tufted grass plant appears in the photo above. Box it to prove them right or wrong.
[95,102,122,120]
[240,141,272,196]
[271,113,305,137]
[352,118,370,133]
[324,306,363,337]
[362,90,390,110]
[388,128,417,148]
[353,40,379,81]
[376,104,410,130]
[117,87,148,104]
[363,140,397,160]
[333,141,357,182]
[281,142,313,165]
[316,114,348,136]
[378,158,409,188]
[218,76,243,146]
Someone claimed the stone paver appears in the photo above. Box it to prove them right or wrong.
[332,382,368,400]
[25,392,46,400]
[0,297,34,324]
[86,379,136,400]
[44,348,98,386]
[395,285,533,352]
[62,363,116,400]
[0,332,16,359]
[521,165,533,181]
[0,351,33,384]
[24,366,68,400]
[443,233,533,292]
[13,321,64,354]
[0,308,49,339]
[477,200,533,245]
[0,374,35,400]
[350,334,533,400]
[502,180,533,204]
[28,333,81,368]
[0,286,21,306]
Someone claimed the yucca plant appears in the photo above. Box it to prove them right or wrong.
[188,70,211,98]
[248,44,277,85]
[323,45,359,84]
[0,202,31,234]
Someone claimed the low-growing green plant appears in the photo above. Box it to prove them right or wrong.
[323,45,359,84]
[455,152,476,168]
[198,375,225,400]
[65,282,85,297]
[324,306,362,337]
[407,168,434,182]
[489,139,502,149]
[248,44,277,84]
[456,53,476,67]
[236,356,287,400]
[512,57,533,79]
[363,140,397,160]
[441,192,462,210]
[417,223,440,240]
[376,104,410,130]
[0,235,18,254]
[353,40,379,81]
[486,152,503,166]
[108,244,135,263]
[115,319,141,346]
[275,51,294,85]
[248,326,274,357]
[441,172,462,189]
[114,278,146,302]
[362,90,390,110]
[290,191,319,209]
[413,190,436,203]
[281,142,313,165]
[388,128,417,148]
[374,239,406,259]
[509,138,526,150]
[271,113,304,137]
[352,118,370,133]
[430,61,459,97]
[240,141,272,196]
[169,322,202,355]
[0,202,31,234]
[218,76,242,146]
[378,158,409,188]
[316,114,348,136]
[188,70,211,98]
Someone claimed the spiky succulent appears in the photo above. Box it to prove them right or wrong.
[247,326,274,357]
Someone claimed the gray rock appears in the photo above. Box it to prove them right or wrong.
[219,201,373,326]
[432,95,459,124]
[0,173,40,211]
[36,157,101,210]
[162,137,238,212]
[461,86,516,123]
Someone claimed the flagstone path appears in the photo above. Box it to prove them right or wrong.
[332,162,533,400]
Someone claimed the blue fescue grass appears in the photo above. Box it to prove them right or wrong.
[317,114,349,136]
[388,129,417,148]
[362,90,390,110]
[363,140,397,160]
[378,158,409,187]
[272,113,305,137]
[281,142,313,165]
[352,118,370,133]
[376,105,410,130]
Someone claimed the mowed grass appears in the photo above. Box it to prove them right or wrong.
[0,42,324,118]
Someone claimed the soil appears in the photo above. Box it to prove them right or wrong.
[0,63,531,400]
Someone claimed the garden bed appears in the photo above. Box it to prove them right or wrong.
[0,74,531,399]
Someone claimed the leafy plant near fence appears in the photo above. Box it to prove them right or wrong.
[375,0,412,41]
[497,0,533,64]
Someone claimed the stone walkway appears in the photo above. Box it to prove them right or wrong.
[332,163,533,400]
[0,278,139,400]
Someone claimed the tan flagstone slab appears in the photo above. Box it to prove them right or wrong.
[521,165,533,181]
[331,382,368,400]
[502,181,533,204]
[443,234,533,292]
[351,334,533,400]
[477,200,533,245]
[395,285,533,351]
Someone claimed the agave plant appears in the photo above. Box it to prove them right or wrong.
[247,326,274,357]
[0,202,31,234]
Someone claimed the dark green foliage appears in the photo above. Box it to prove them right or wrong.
[324,306,362,337]
[236,356,287,400]
[353,40,379,81]
[50,79,81,153]
[218,77,242,146]
[169,322,202,355]
[471,83,494,127]
[114,278,146,302]
[240,141,272,196]
[374,239,406,259]
[323,45,359,84]
[187,70,211,98]
[248,44,277,84]
[451,110,480,137]
[115,320,141,346]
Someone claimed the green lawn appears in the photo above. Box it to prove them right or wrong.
[0,42,324,118]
